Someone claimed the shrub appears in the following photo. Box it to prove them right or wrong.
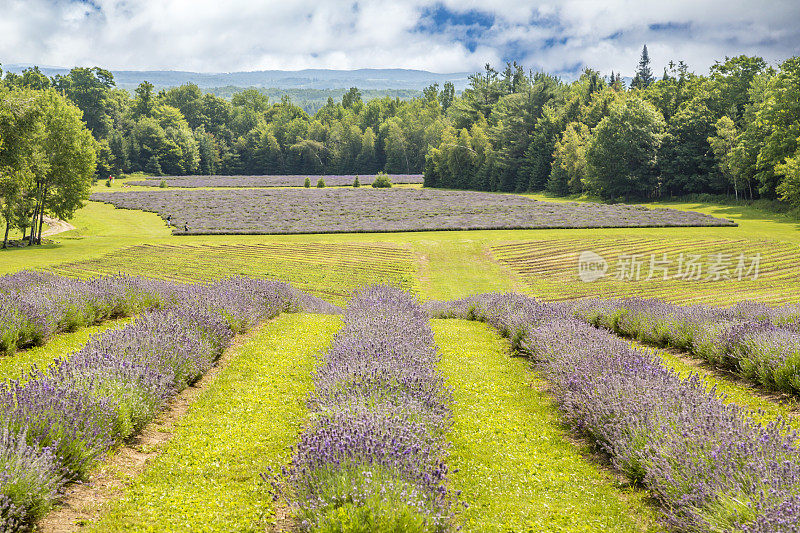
[353,176,360,188]
[434,293,800,531]
[317,178,326,188]
[304,177,311,188]
[159,180,167,188]
[286,287,454,529]
[371,173,392,188]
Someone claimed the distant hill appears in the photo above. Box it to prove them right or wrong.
[2,65,472,91]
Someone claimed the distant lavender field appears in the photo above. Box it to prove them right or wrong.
[91,188,735,235]
[126,174,424,188]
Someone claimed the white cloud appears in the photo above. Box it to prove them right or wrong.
[0,0,797,75]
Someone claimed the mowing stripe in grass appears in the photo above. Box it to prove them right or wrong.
[86,313,342,532]
[0,317,133,383]
[640,342,800,431]
[432,319,659,532]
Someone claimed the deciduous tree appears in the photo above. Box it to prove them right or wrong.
[585,96,665,200]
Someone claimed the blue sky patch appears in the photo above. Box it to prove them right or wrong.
[414,4,495,53]
[649,22,691,32]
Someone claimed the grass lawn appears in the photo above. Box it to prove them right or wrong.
[433,319,658,532]
[87,313,341,532]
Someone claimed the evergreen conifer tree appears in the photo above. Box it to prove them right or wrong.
[631,44,654,89]
[145,155,162,176]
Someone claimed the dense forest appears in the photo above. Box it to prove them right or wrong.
[0,64,452,179]
[426,48,800,205]
[1,47,800,247]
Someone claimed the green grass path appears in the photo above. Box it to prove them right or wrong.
[0,317,133,383]
[89,313,342,532]
[432,319,659,532]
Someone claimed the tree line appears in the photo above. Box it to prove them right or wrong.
[425,47,800,205]
[2,48,799,248]
[0,64,454,246]
[0,65,454,179]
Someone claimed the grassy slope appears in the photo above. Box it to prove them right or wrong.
[89,313,341,532]
[0,317,132,382]
[0,202,170,274]
[433,319,657,532]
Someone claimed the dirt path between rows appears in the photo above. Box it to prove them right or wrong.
[37,324,266,533]
[42,216,76,237]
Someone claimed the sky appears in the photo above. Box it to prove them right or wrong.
[1,0,798,76]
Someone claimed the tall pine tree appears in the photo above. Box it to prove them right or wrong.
[630,44,655,89]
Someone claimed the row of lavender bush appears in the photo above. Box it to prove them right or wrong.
[0,276,320,531]
[91,188,734,236]
[127,174,425,188]
[568,298,800,396]
[0,271,168,355]
[429,293,800,532]
[283,286,454,531]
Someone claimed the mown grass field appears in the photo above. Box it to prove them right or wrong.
[47,242,417,306]
[491,236,799,305]
[3,189,799,532]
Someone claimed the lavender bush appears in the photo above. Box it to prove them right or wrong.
[91,188,734,235]
[432,293,800,532]
[569,297,800,395]
[0,427,62,526]
[0,271,169,354]
[0,274,328,531]
[126,174,425,188]
[285,286,454,531]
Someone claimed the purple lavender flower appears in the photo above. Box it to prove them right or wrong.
[568,297,800,396]
[0,272,316,532]
[434,293,800,531]
[287,286,454,531]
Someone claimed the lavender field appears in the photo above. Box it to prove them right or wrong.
[4,267,799,531]
[430,293,800,532]
[0,271,333,531]
[126,174,424,188]
[284,286,454,530]
[91,188,735,234]
[6,1,799,530]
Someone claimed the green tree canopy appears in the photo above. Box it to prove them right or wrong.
[585,96,665,200]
